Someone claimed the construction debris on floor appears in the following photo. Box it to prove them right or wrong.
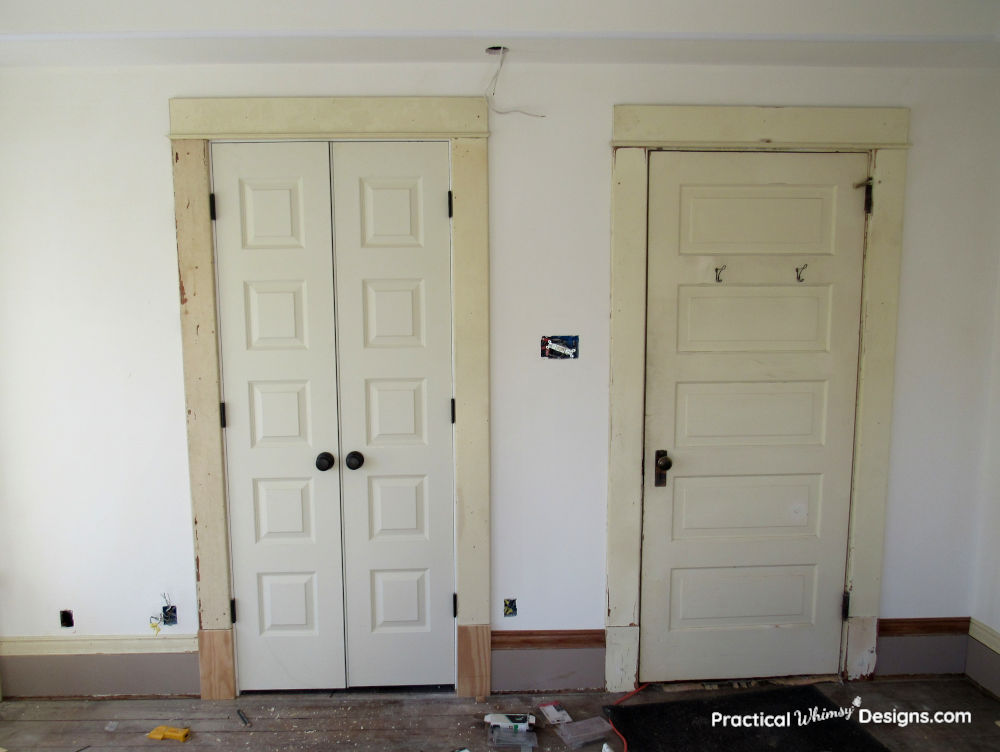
[0,677,996,751]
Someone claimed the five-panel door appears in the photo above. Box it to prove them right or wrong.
[640,151,869,680]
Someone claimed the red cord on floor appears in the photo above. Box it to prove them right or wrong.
[608,683,650,752]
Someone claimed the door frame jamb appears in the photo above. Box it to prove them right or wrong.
[169,97,492,698]
[606,105,910,690]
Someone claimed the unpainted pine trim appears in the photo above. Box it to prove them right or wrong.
[172,140,233,633]
[0,635,198,656]
[877,618,972,637]
[613,106,910,149]
[198,629,236,700]
[606,147,649,630]
[970,619,1000,655]
[451,137,491,629]
[456,624,491,698]
[606,105,910,691]
[169,97,488,140]
[491,630,606,650]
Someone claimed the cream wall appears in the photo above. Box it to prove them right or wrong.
[0,60,997,638]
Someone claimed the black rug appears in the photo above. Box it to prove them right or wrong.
[604,685,889,751]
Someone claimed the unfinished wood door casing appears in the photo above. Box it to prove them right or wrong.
[170,98,490,699]
[607,106,909,691]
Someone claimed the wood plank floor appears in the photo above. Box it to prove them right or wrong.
[0,677,997,751]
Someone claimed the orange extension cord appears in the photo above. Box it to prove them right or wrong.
[609,683,649,752]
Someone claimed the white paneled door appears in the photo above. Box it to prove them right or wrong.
[214,141,455,690]
[640,151,869,680]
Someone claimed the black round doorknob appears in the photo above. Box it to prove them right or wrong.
[655,454,672,472]
[315,452,335,471]
[345,451,365,470]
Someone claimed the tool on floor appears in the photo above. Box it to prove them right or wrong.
[484,713,536,731]
[147,725,191,742]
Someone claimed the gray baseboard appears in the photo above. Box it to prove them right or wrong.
[491,648,605,692]
[875,634,969,675]
[966,637,1000,698]
[0,652,200,697]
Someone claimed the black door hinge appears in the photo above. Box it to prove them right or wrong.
[453,593,458,618]
[448,190,453,218]
[209,193,217,221]
[451,398,456,424]
[855,178,873,215]
[230,598,237,624]
[842,590,851,621]
[220,402,227,428]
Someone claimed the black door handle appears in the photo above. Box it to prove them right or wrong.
[654,450,672,486]
[345,451,365,470]
[315,452,335,471]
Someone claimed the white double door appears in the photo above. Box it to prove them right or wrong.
[213,141,455,690]
[640,151,869,680]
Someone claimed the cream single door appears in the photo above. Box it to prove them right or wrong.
[332,142,455,686]
[640,151,868,680]
[214,140,455,690]
[214,141,346,690]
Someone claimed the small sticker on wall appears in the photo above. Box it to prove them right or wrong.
[541,335,579,359]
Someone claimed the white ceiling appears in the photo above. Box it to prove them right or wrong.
[2,0,999,67]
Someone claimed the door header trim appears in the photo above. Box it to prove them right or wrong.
[613,105,910,150]
[169,97,488,140]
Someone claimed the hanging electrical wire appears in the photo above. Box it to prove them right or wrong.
[485,46,546,119]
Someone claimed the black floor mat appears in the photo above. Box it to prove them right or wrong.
[604,685,890,751]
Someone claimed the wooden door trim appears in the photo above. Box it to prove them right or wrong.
[169,97,491,698]
[607,105,909,691]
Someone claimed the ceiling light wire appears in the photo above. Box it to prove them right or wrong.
[485,47,546,119]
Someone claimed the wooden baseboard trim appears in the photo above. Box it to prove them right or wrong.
[491,629,606,651]
[877,617,971,637]
[457,624,490,697]
[970,619,1000,655]
[198,628,236,700]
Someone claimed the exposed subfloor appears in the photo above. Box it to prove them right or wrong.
[0,676,997,751]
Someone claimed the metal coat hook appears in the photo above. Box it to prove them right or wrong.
[715,264,727,283]
[795,264,808,283]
